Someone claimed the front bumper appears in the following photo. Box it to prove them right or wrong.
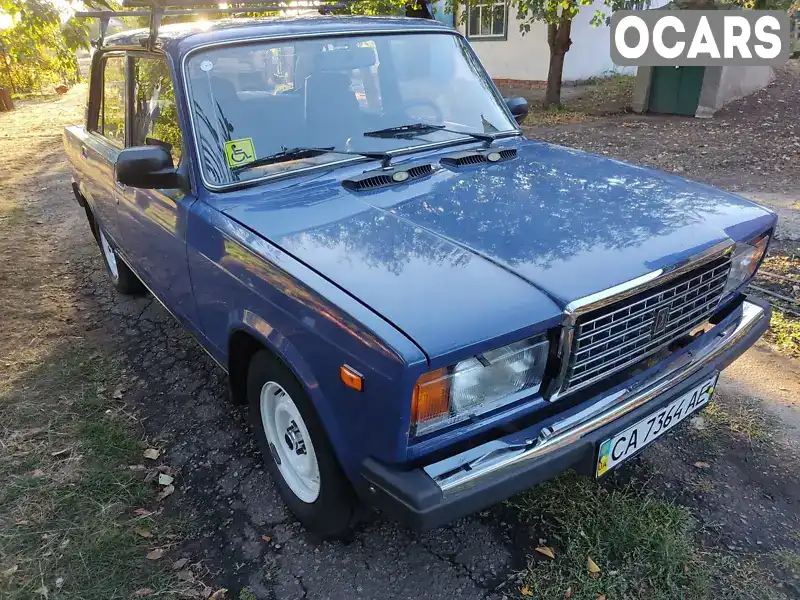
[360,297,770,531]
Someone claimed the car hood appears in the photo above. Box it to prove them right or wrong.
[221,138,775,359]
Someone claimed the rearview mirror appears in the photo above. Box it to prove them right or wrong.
[505,97,529,125]
[116,146,181,189]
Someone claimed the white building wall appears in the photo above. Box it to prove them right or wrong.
[458,8,551,82]
[458,1,668,83]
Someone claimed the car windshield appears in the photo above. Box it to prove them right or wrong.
[184,31,517,187]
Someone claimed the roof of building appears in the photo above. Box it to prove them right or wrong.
[103,15,451,55]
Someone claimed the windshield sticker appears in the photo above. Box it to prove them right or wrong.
[200,60,213,72]
[224,138,256,168]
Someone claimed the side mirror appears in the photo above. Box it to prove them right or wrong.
[505,97,529,125]
[116,146,181,189]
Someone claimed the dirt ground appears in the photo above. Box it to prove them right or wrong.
[1,69,798,600]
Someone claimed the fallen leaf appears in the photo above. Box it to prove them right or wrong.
[172,558,189,570]
[113,386,125,399]
[262,535,272,543]
[32,469,46,478]
[2,565,19,578]
[176,569,194,582]
[209,589,228,600]
[565,587,572,599]
[201,587,213,599]
[535,546,555,559]
[134,508,152,517]
[134,528,153,538]
[15,520,27,526]
[143,449,160,460]
[158,474,174,486]
[521,586,533,597]
[157,465,172,475]
[129,465,146,472]
[50,448,70,458]
[587,556,601,578]
[55,577,64,589]
[133,588,154,597]
[23,427,46,439]
[146,549,165,560]
[694,461,711,469]
[34,585,48,597]
[596,595,606,600]
[157,484,175,501]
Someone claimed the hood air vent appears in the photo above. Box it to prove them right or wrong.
[440,148,517,168]
[342,163,435,192]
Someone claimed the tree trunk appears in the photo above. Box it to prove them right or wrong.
[0,87,13,111]
[0,44,16,94]
[544,14,573,108]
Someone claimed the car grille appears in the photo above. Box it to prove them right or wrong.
[562,252,732,393]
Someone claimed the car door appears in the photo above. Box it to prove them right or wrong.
[116,52,200,328]
[81,52,126,245]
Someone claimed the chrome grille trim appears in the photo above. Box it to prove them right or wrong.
[561,249,732,394]
[576,270,729,345]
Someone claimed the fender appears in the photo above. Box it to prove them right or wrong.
[227,309,352,470]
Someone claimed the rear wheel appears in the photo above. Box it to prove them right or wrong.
[247,350,359,538]
[95,224,145,296]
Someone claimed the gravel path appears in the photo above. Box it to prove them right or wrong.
[1,76,798,600]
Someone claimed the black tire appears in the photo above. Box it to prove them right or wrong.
[93,221,145,296]
[247,350,360,538]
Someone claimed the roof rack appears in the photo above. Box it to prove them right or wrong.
[77,0,352,49]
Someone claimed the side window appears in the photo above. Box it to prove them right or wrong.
[131,56,182,165]
[97,55,125,147]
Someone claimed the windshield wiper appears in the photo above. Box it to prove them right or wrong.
[363,123,499,146]
[231,146,394,173]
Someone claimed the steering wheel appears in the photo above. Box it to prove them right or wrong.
[402,99,443,125]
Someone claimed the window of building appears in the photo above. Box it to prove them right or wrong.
[467,1,508,40]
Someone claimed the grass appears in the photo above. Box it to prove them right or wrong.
[753,243,800,359]
[510,473,708,600]
[509,473,788,600]
[701,396,774,444]
[0,348,190,599]
[762,309,800,359]
[519,74,636,126]
[239,588,258,600]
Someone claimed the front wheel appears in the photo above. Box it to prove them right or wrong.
[95,226,144,296]
[247,350,359,538]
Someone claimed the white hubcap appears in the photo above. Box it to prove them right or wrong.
[99,230,119,280]
[260,382,320,503]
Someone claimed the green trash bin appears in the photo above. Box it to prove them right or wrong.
[648,66,706,116]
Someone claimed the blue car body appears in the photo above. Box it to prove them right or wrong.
[65,15,775,530]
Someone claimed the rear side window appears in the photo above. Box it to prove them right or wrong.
[131,56,183,165]
[97,55,125,147]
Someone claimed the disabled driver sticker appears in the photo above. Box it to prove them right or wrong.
[224,138,255,168]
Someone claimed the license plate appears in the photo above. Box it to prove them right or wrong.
[596,374,718,477]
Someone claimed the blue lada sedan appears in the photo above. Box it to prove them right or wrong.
[65,14,775,537]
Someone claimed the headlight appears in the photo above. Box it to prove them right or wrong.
[411,336,549,436]
[722,231,770,297]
